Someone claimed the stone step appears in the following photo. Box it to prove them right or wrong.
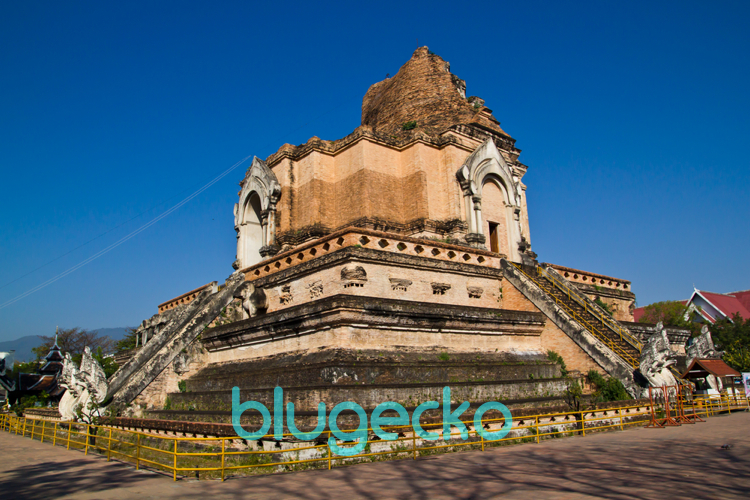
[500,259,641,397]
[183,348,560,394]
[158,376,570,416]
[147,391,572,430]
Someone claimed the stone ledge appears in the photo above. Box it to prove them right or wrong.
[240,227,504,283]
[571,282,636,300]
[202,294,546,352]
[250,245,503,289]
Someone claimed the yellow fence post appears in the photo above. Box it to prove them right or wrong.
[31,418,36,440]
[619,410,624,431]
[84,424,90,455]
[327,440,332,470]
[535,416,540,443]
[67,422,72,450]
[53,422,58,446]
[221,438,226,482]
[41,420,46,443]
[136,433,141,470]
[726,394,731,414]
[108,427,112,462]
[173,438,177,481]
[581,412,585,437]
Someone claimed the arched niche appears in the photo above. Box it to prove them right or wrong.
[481,177,513,256]
[239,192,264,268]
[234,157,281,270]
[456,138,528,263]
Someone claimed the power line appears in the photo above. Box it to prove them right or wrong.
[0,102,345,311]
[0,154,252,311]
[0,182,211,292]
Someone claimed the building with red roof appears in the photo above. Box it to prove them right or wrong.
[687,288,750,324]
[634,289,749,325]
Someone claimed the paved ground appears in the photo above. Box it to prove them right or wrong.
[1,411,749,500]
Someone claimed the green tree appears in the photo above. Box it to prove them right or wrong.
[710,314,750,372]
[6,359,41,386]
[91,347,119,379]
[638,301,702,336]
[32,327,115,361]
[587,370,630,402]
[12,394,49,416]
[30,329,119,379]
[115,327,139,353]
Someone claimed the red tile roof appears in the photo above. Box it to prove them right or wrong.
[728,289,750,313]
[682,358,741,379]
[699,290,750,321]
[633,306,645,322]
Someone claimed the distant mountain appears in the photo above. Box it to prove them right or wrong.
[0,335,43,363]
[92,327,132,342]
[0,327,134,362]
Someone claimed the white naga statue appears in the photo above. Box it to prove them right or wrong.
[687,325,724,392]
[58,347,108,421]
[638,322,679,396]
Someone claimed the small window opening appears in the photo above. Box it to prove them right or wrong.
[488,222,500,253]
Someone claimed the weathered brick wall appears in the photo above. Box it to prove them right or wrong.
[499,275,539,313]
[133,343,209,410]
[539,321,606,376]
[272,138,483,240]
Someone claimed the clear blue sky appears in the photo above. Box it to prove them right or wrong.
[1,1,748,342]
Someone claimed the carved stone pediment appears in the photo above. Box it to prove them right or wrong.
[456,138,521,208]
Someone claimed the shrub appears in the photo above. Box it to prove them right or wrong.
[402,121,417,131]
[546,350,568,377]
[593,298,613,316]
[587,370,630,402]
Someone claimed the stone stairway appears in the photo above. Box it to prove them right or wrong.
[106,272,247,405]
[501,259,642,396]
[533,266,641,368]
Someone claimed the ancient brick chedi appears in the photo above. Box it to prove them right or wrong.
[234,47,531,266]
[109,48,663,424]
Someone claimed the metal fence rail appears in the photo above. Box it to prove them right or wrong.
[510,262,641,368]
[2,393,747,481]
[537,266,643,352]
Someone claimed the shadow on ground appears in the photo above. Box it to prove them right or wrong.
[1,458,154,500]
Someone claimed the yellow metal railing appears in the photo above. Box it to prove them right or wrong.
[538,266,642,352]
[510,262,641,369]
[4,395,746,481]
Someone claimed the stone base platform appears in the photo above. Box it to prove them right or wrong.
[148,348,568,430]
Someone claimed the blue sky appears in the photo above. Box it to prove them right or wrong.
[1,1,748,342]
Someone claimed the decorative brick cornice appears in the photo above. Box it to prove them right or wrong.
[240,227,505,282]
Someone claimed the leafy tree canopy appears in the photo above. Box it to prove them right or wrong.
[6,360,41,385]
[710,313,750,372]
[29,327,119,379]
[637,300,702,336]
[31,327,115,361]
[115,327,139,353]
